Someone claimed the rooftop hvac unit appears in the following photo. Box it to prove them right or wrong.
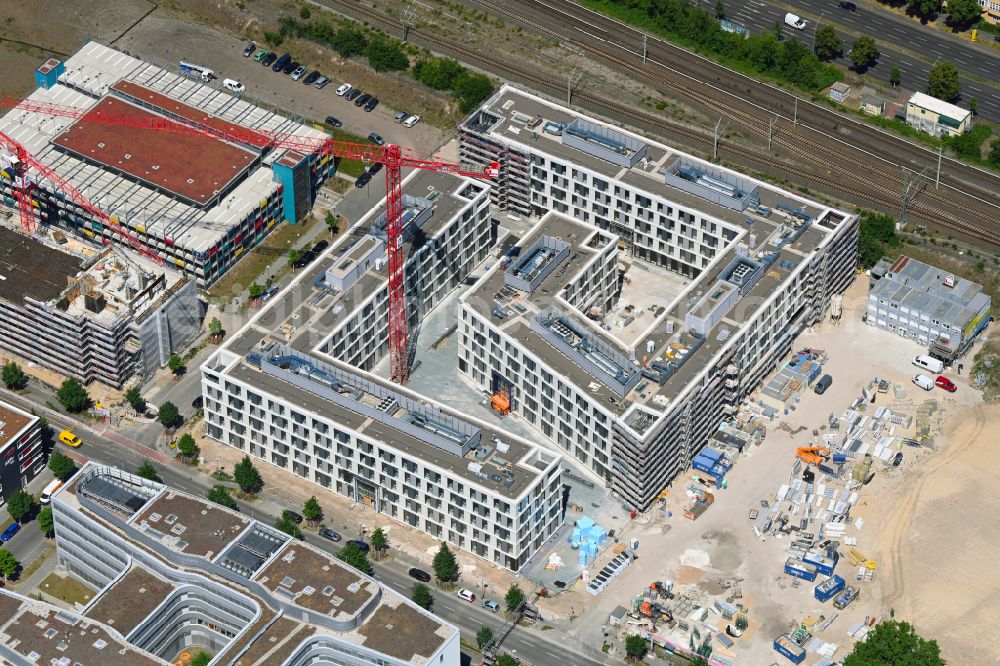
[468,462,483,475]
[495,440,510,454]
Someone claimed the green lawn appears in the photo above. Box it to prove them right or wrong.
[39,572,94,606]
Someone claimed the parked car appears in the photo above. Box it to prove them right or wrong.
[243,42,257,57]
[935,375,957,392]
[271,53,291,72]
[347,539,370,554]
[59,430,82,448]
[314,76,331,89]
[261,52,277,67]
[814,374,833,395]
[394,111,409,123]
[319,527,342,542]
[354,93,372,107]
[253,49,269,62]
[838,1,857,10]
[0,524,19,543]
[344,88,363,102]
[324,115,343,128]
[291,65,307,80]
[303,71,321,86]
[261,285,279,301]
[282,510,303,524]
[292,250,315,269]
[368,132,385,146]
[403,114,421,128]
[363,97,379,112]
[892,452,904,467]
[336,83,352,96]
[368,163,383,175]
[355,172,372,188]
[457,588,476,602]
[222,79,245,93]
[482,600,501,613]
[408,568,432,582]
[283,60,299,75]
[313,239,329,254]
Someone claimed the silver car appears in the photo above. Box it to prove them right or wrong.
[290,65,306,81]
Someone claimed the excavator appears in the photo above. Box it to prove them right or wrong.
[795,446,848,466]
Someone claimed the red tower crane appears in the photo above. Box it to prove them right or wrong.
[0,94,497,384]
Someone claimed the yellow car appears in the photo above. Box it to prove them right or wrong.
[58,430,82,448]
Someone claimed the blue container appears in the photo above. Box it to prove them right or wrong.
[814,575,846,602]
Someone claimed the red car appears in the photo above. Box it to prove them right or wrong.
[935,375,957,392]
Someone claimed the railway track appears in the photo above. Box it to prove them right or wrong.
[322,0,1000,246]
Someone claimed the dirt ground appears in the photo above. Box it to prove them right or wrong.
[557,274,993,664]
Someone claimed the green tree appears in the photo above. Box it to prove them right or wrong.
[946,0,980,24]
[207,484,237,509]
[6,490,33,524]
[814,24,842,61]
[331,27,368,58]
[288,248,302,268]
[302,496,323,526]
[48,451,77,481]
[275,513,303,539]
[248,282,265,299]
[476,625,495,649]
[968,97,977,116]
[715,0,725,19]
[413,57,466,90]
[124,386,145,412]
[504,583,526,614]
[928,61,960,101]
[299,5,311,19]
[337,542,373,575]
[189,653,211,666]
[773,21,782,41]
[208,317,224,339]
[55,378,91,413]
[411,582,434,609]
[890,66,901,88]
[624,634,648,661]
[234,455,264,495]
[369,527,388,560]
[158,402,181,429]
[0,549,18,580]
[496,656,520,666]
[167,354,185,377]
[844,620,944,666]
[453,72,494,113]
[37,506,53,536]
[858,211,900,268]
[324,211,339,235]
[136,461,161,482]
[365,37,409,72]
[176,433,199,462]
[2,361,25,390]
[849,35,879,71]
[908,0,942,19]
[432,542,459,583]
[989,139,1000,167]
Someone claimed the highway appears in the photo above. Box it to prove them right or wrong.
[0,388,610,666]
[723,0,999,119]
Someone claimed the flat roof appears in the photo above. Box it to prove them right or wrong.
[0,227,82,304]
[0,400,36,447]
[135,491,250,559]
[257,544,376,619]
[359,600,456,662]
[908,91,970,121]
[0,592,164,666]
[52,95,257,206]
[85,565,174,636]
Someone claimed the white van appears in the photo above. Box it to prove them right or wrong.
[40,479,63,505]
[912,355,944,374]
[912,374,934,391]
[222,79,245,94]
[784,12,807,29]
[403,115,421,128]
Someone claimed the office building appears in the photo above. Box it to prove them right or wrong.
[457,85,858,510]
[202,172,563,572]
[46,462,459,665]
[0,227,200,387]
[0,399,44,506]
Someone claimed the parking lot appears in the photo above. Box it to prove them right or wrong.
[117,14,448,154]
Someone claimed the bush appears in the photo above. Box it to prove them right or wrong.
[413,58,465,90]
[331,27,368,58]
[207,485,237,510]
[858,211,900,269]
[947,124,992,162]
[454,72,495,113]
[365,37,409,72]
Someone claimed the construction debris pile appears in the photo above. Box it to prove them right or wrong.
[760,348,828,411]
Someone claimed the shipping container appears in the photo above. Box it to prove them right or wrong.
[773,635,806,664]
[803,549,839,575]
[784,557,818,581]
[814,575,846,602]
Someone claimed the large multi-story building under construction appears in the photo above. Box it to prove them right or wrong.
[458,85,859,510]
[0,42,335,287]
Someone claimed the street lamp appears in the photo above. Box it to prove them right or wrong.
[811,11,827,52]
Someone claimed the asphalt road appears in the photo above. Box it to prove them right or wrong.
[723,0,999,118]
[0,388,608,666]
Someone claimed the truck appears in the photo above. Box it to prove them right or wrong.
[784,557,818,582]
[773,634,807,664]
[814,575,846,602]
[833,585,860,610]
[803,549,839,575]
[178,61,214,81]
